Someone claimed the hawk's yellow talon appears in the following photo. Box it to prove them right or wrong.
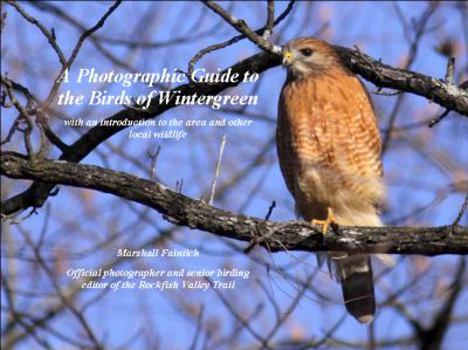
[312,207,336,235]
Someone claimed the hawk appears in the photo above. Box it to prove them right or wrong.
[276,37,385,324]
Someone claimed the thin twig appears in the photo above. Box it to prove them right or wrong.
[188,305,204,350]
[206,277,271,349]
[188,0,294,76]
[428,57,456,127]
[1,77,34,156]
[263,0,275,39]
[452,195,468,227]
[43,0,122,108]
[209,135,227,206]
[429,109,451,128]
[265,201,276,220]
[6,0,66,66]
[202,1,282,55]
[18,229,104,349]
[147,146,162,180]
[381,2,439,153]
[445,57,456,84]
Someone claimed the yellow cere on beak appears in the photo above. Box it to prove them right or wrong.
[282,50,294,66]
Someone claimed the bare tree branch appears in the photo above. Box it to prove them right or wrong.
[5,0,67,66]
[2,152,467,255]
[335,46,468,117]
[188,0,294,75]
[417,258,466,350]
[202,1,282,55]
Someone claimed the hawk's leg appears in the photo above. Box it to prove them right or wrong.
[312,207,336,235]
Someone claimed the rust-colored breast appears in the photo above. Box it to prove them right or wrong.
[276,70,384,220]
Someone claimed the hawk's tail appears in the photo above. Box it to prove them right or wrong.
[335,254,375,324]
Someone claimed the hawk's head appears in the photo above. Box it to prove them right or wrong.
[282,37,343,79]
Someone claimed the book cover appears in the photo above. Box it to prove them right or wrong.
[1,1,467,349]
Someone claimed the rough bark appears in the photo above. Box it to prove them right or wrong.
[2,152,467,255]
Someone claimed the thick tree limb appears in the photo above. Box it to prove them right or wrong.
[336,46,468,116]
[2,152,467,255]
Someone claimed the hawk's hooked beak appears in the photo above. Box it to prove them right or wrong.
[282,49,294,66]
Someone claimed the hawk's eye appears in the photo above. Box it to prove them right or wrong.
[300,48,313,57]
